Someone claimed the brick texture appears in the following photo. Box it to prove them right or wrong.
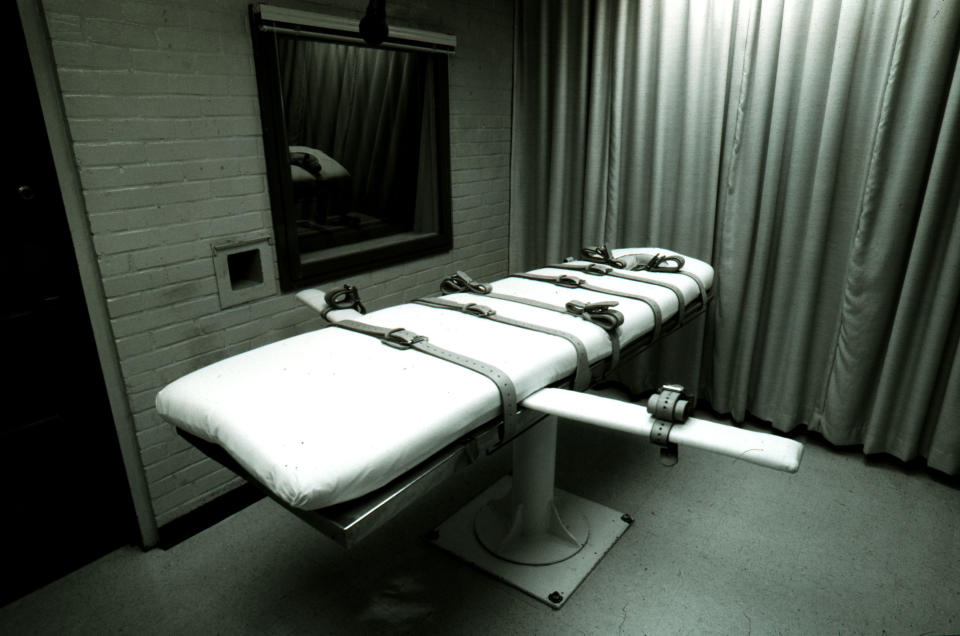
[42,0,513,527]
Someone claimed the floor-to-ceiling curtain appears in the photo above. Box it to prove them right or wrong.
[511,0,741,389]
[815,3,960,473]
[510,0,735,268]
[511,0,959,474]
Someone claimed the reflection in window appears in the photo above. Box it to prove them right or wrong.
[249,5,455,290]
[279,39,440,257]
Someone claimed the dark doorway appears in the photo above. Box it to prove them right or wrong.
[2,4,137,606]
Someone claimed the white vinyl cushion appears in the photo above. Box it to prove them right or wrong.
[156,248,714,509]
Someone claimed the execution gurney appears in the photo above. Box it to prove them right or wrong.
[156,247,802,608]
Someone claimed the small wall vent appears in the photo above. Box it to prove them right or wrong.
[212,235,277,308]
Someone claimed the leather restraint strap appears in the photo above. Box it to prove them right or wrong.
[581,246,708,307]
[551,261,688,323]
[511,272,663,342]
[582,246,686,273]
[564,300,622,369]
[414,297,591,391]
[320,284,367,321]
[333,319,519,441]
[630,253,707,308]
[580,245,628,269]
[440,271,492,295]
[646,384,692,467]
[485,293,624,366]
[439,271,624,371]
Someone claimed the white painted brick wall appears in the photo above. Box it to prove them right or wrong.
[41,0,514,527]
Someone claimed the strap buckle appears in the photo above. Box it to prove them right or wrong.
[639,253,686,273]
[584,263,611,276]
[565,300,624,331]
[647,384,693,421]
[555,274,585,288]
[463,303,496,318]
[581,245,626,269]
[582,300,619,313]
[323,284,367,315]
[383,328,427,350]
[441,271,491,295]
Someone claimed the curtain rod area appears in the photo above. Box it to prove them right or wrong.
[256,3,456,56]
[258,24,456,56]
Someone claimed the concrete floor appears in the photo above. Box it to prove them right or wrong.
[2,411,958,635]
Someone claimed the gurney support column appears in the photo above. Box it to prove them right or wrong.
[474,417,588,564]
[433,415,631,609]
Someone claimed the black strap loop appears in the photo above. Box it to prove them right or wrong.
[562,300,623,369]
[581,247,684,273]
[555,274,585,288]
[441,271,491,295]
[564,300,624,332]
[629,253,707,309]
[581,245,626,269]
[636,253,686,273]
[321,285,366,321]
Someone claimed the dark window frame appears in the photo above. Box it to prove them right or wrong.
[248,5,454,291]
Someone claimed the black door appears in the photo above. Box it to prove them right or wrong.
[2,4,136,606]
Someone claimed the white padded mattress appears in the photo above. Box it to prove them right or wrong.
[156,248,713,510]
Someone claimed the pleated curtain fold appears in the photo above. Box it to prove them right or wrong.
[511,0,960,474]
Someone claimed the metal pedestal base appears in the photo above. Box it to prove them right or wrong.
[434,476,629,609]
[432,416,631,609]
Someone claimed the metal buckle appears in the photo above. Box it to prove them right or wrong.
[463,303,496,318]
[555,275,584,288]
[383,328,427,349]
[647,384,689,468]
[644,254,685,273]
[567,301,623,331]
[582,300,619,313]
[441,271,491,295]
[564,300,587,315]
[440,273,468,294]
[324,284,367,314]
[581,245,626,269]
[591,311,624,331]
[565,300,623,331]
[647,385,692,422]
[584,263,611,276]
[581,245,612,263]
